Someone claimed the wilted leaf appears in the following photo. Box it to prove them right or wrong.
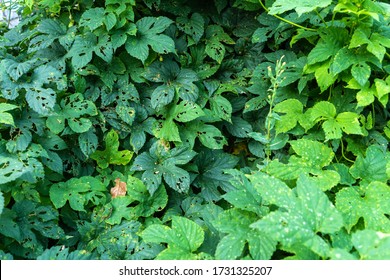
[110,178,127,198]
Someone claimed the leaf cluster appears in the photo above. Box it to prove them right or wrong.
[1,0,390,260]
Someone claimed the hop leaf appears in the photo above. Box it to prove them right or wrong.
[141,216,204,260]
[91,130,133,169]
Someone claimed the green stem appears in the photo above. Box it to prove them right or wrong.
[340,139,354,163]
[315,8,328,27]
[258,0,317,32]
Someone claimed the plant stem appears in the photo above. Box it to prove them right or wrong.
[258,0,317,31]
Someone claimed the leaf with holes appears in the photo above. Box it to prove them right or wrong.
[25,88,56,116]
[131,141,196,194]
[79,8,105,31]
[173,101,205,122]
[90,130,133,169]
[0,156,28,184]
[49,176,106,211]
[176,12,204,44]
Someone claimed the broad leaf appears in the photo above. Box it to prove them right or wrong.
[266,139,340,191]
[214,208,276,260]
[269,0,332,16]
[352,230,390,260]
[131,141,196,194]
[336,181,390,232]
[90,130,133,169]
[349,145,387,185]
[250,173,343,257]
[50,176,106,211]
[142,216,204,260]
[193,150,239,202]
[125,17,175,63]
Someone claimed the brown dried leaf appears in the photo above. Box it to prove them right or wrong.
[110,178,127,198]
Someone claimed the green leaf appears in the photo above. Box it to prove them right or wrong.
[250,173,343,257]
[267,139,337,184]
[335,112,363,135]
[173,101,205,122]
[0,156,27,184]
[68,33,95,69]
[197,123,227,149]
[209,95,232,122]
[49,176,106,211]
[78,129,98,157]
[311,101,336,122]
[0,209,21,242]
[214,209,276,260]
[1,58,35,81]
[25,88,56,116]
[352,230,390,260]
[269,0,332,16]
[79,8,105,31]
[225,117,252,138]
[176,13,204,43]
[151,84,175,109]
[142,216,204,260]
[273,99,305,134]
[350,145,387,184]
[131,142,196,194]
[0,103,18,126]
[336,182,390,232]
[37,246,93,260]
[68,117,92,133]
[46,115,65,134]
[314,61,337,92]
[331,47,359,75]
[0,191,4,215]
[310,101,363,140]
[104,12,117,31]
[127,177,168,218]
[222,170,264,215]
[351,63,371,87]
[356,83,376,107]
[374,78,390,107]
[205,40,225,64]
[90,130,133,169]
[193,150,238,202]
[125,17,175,63]
[154,119,181,142]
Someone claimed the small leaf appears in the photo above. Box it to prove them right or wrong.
[90,130,133,169]
[351,63,371,87]
[174,101,205,122]
[110,178,127,198]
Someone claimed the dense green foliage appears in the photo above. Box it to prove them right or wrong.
[1,0,390,260]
